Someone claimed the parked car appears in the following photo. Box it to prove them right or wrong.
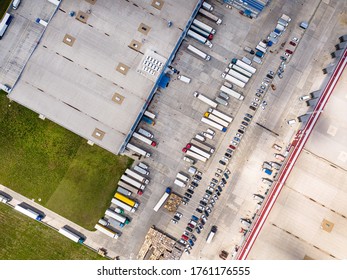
[255,92,261,98]
[219,160,226,165]
[241,121,249,126]
[187,189,194,194]
[244,117,251,122]
[184,193,192,198]
[249,106,257,111]
[245,113,253,119]
[229,144,236,150]
[285,49,293,54]
[224,152,232,158]
[196,207,203,213]
[238,129,244,134]
[251,102,258,107]
[186,226,193,232]
[289,41,296,47]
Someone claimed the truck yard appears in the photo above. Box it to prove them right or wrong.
[0,0,347,262]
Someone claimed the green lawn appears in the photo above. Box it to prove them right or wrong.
[0,0,12,21]
[0,203,105,260]
[0,92,133,229]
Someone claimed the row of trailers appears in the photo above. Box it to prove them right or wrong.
[94,167,151,239]
[0,193,86,244]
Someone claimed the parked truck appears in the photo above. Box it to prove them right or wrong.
[225,68,250,83]
[185,149,208,162]
[176,172,190,182]
[14,204,43,221]
[125,169,149,184]
[207,108,233,123]
[188,144,211,159]
[230,59,257,74]
[153,187,171,212]
[134,165,149,176]
[132,132,157,147]
[192,18,216,35]
[187,29,213,48]
[221,73,246,89]
[174,179,186,188]
[105,209,130,225]
[120,175,146,191]
[138,128,153,138]
[190,25,213,40]
[0,193,11,203]
[94,223,119,239]
[198,8,222,25]
[202,1,214,11]
[201,117,227,132]
[229,64,252,78]
[204,112,229,127]
[190,138,215,153]
[187,44,211,61]
[58,227,85,244]
[144,110,156,119]
[114,192,139,208]
[193,91,218,108]
[126,143,151,158]
[117,186,132,196]
[111,198,137,212]
[219,84,244,100]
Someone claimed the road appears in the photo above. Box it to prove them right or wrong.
[236,47,347,260]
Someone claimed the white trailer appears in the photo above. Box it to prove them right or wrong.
[204,112,229,127]
[201,117,227,132]
[126,143,151,158]
[105,209,128,224]
[174,179,186,188]
[208,108,233,123]
[192,19,216,34]
[121,175,146,190]
[187,29,213,48]
[198,8,222,25]
[58,227,85,243]
[231,59,257,74]
[189,145,211,159]
[230,64,252,78]
[190,138,214,153]
[177,172,189,182]
[125,169,149,184]
[186,149,207,162]
[256,45,267,53]
[153,188,171,212]
[193,91,218,108]
[219,86,244,101]
[225,68,249,83]
[281,14,291,22]
[132,132,156,147]
[187,44,211,60]
[202,1,214,11]
[221,73,246,89]
[14,205,43,221]
[111,198,136,212]
[138,128,153,138]
[0,193,10,203]
[118,180,143,195]
[144,110,156,119]
[94,223,119,239]
[134,165,149,175]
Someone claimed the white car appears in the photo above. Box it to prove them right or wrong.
[254,97,260,102]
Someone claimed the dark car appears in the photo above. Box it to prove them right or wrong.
[191,181,198,187]
[245,113,253,119]
[285,49,293,54]
[191,235,197,242]
[194,174,202,181]
[187,189,194,195]
[219,160,226,166]
[224,173,229,179]
[195,227,201,234]
[215,190,221,196]
[249,106,257,111]
[241,121,249,126]
[205,189,213,195]
[229,144,236,150]
[266,73,274,79]
[200,219,206,225]
[244,117,251,122]
[217,186,223,192]
[186,226,193,232]
[192,215,199,222]
[196,208,203,213]
[211,178,218,184]
[289,41,296,47]
[224,152,232,158]
[222,178,227,184]
[184,193,192,198]
[238,129,244,134]
[188,239,194,246]
[204,210,210,217]
[200,200,207,206]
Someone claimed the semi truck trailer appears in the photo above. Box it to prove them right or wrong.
[126,143,151,158]
[58,227,85,244]
[117,186,132,196]
[190,138,215,153]
[187,44,211,61]
[185,149,208,162]
[201,117,227,132]
[230,58,257,74]
[219,84,244,100]
[221,73,246,89]
[207,108,233,123]
[229,64,252,78]
[204,112,229,127]
[120,174,146,191]
[132,132,157,147]
[111,198,137,212]
[188,144,211,159]
[187,29,213,48]
[225,68,249,83]
[153,187,171,212]
[193,91,218,108]
[105,209,130,225]
[94,223,119,239]
[174,179,186,188]
[192,18,216,35]
[114,192,139,208]
[176,172,190,182]
[198,8,222,25]
[134,165,149,176]
[190,25,213,40]
[125,169,149,184]
[14,204,43,221]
